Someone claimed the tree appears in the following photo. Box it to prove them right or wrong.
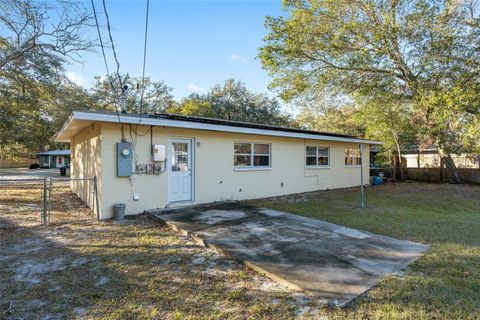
[260,0,480,182]
[0,73,95,157]
[0,0,95,158]
[296,97,365,136]
[167,94,216,118]
[91,74,174,114]
[355,94,417,179]
[168,79,295,127]
[0,0,94,76]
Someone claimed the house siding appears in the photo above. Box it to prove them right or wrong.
[70,123,102,212]
[99,123,370,219]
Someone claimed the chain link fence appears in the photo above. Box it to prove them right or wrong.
[0,177,99,227]
[0,179,45,228]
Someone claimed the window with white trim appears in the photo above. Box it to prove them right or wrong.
[305,146,330,167]
[345,148,361,166]
[234,142,271,168]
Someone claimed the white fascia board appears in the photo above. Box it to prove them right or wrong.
[54,113,75,142]
[71,111,383,145]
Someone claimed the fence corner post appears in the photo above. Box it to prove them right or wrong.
[93,176,100,221]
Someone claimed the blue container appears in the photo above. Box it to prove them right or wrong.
[372,176,383,185]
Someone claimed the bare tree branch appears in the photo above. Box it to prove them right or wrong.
[0,0,95,72]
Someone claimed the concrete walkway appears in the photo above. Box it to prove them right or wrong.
[148,202,428,307]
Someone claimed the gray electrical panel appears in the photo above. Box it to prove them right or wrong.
[117,142,133,177]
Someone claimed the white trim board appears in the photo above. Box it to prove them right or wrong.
[55,111,383,145]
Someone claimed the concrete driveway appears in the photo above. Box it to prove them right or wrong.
[149,202,428,307]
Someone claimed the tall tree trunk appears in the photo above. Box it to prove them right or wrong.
[392,130,404,181]
[438,148,460,183]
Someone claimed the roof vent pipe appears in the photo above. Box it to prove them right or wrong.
[121,85,128,113]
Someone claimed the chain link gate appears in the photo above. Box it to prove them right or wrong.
[0,176,99,226]
[47,177,99,225]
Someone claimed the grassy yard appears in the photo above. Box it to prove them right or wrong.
[0,182,479,319]
[251,182,480,319]
[0,184,312,320]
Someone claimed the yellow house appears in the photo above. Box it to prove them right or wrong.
[55,110,382,219]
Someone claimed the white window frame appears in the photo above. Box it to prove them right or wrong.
[234,142,271,170]
[345,148,362,166]
[305,146,330,168]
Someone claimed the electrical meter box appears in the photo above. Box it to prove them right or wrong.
[152,144,166,162]
[117,142,133,177]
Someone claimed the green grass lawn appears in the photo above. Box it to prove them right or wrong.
[251,182,480,319]
[1,182,479,319]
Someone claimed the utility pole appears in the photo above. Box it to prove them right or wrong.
[359,144,365,209]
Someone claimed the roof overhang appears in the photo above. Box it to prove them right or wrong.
[37,151,71,156]
[55,111,383,145]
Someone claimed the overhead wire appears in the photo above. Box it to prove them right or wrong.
[90,0,123,130]
[128,0,151,174]
[102,0,123,88]
[131,0,151,135]
[94,0,152,157]
[91,0,111,77]
[139,0,150,115]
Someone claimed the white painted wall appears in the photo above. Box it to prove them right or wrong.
[97,123,370,219]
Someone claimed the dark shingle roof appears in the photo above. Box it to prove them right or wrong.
[78,110,365,140]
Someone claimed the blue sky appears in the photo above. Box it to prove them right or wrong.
[67,0,290,110]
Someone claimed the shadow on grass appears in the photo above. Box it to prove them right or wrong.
[0,215,301,320]
[2,182,479,319]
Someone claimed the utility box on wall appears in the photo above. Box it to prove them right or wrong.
[117,142,133,177]
[152,144,166,162]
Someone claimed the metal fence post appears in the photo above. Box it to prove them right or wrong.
[48,177,52,225]
[93,176,100,221]
[43,177,48,225]
[359,144,365,209]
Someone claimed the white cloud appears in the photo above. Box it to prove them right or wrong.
[231,54,247,64]
[187,83,207,93]
[66,71,87,87]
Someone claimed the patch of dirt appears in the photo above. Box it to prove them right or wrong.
[0,186,324,319]
[15,258,67,284]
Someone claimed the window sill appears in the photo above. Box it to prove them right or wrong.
[345,165,362,168]
[234,167,272,172]
[305,166,330,170]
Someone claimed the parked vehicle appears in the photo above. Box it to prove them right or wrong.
[29,163,40,169]
[40,162,50,169]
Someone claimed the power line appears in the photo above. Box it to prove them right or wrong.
[102,0,123,89]
[139,0,150,115]
[91,0,111,78]
[131,0,150,134]
[91,0,124,139]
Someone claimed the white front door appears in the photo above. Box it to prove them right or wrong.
[56,156,64,168]
[168,138,193,203]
